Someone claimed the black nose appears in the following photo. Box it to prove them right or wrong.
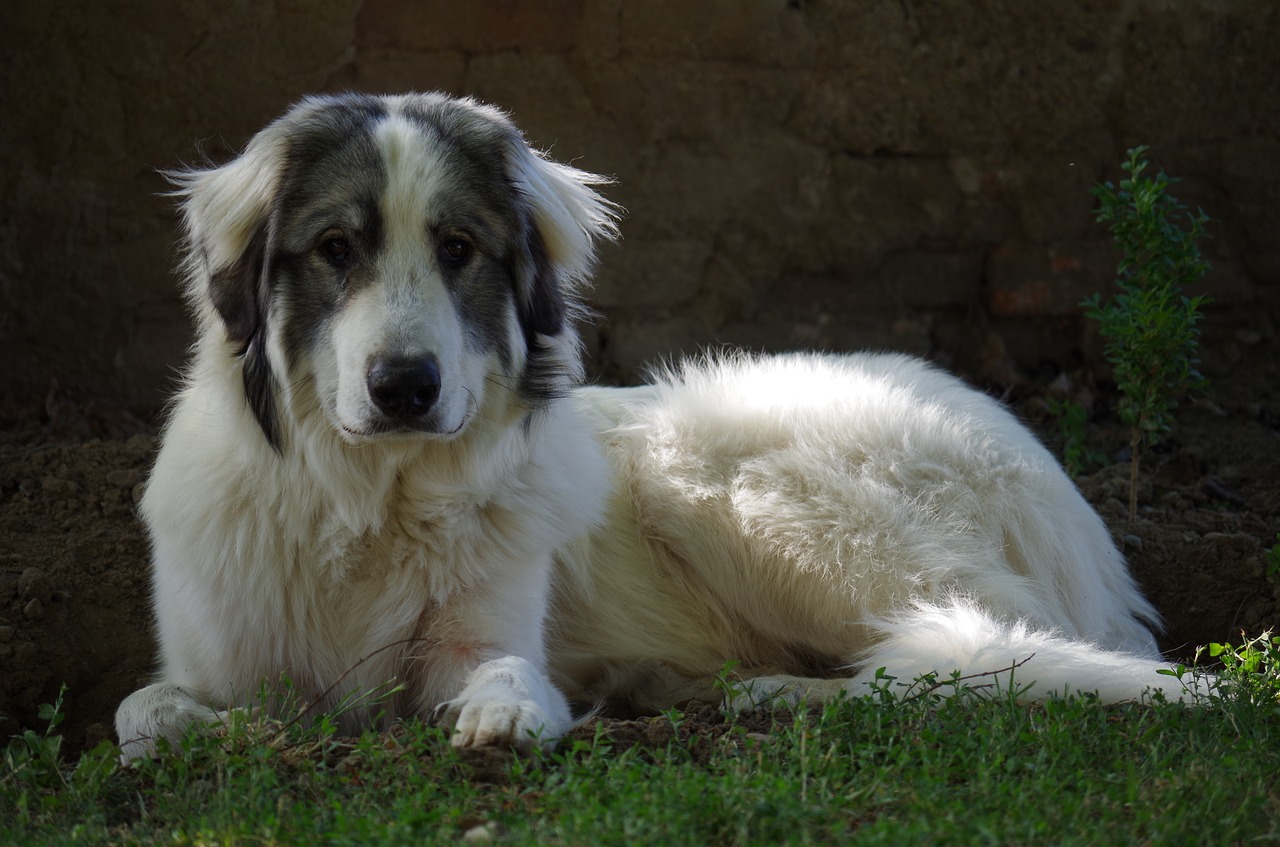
[367,356,441,420]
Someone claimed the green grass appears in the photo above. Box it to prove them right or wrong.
[4,642,1279,846]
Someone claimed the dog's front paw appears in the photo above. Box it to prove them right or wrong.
[432,656,571,750]
[115,682,221,762]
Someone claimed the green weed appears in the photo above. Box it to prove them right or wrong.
[1201,631,1280,707]
[1046,397,1108,478]
[1083,145,1211,521]
[1,686,120,835]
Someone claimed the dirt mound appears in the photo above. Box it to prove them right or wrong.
[1,412,156,751]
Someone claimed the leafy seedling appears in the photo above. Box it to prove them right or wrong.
[1083,146,1211,521]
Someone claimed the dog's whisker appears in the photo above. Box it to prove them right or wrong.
[483,372,521,397]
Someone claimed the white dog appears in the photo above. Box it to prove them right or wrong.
[116,92,1192,760]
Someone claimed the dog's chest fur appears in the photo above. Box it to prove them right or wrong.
[145,383,609,708]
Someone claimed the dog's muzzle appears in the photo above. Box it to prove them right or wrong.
[367,355,442,421]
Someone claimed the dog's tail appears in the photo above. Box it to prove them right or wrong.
[850,598,1207,704]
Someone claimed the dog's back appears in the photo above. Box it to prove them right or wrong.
[552,351,1173,707]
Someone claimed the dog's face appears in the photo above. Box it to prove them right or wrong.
[173,93,618,448]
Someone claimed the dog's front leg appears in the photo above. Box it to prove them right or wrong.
[418,560,572,750]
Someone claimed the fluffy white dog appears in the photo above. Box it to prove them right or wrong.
[116,92,1191,760]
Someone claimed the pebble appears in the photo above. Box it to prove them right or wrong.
[41,476,78,497]
[1234,328,1263,346]
[462,823,497,844]
[106,469,141,488]
[1122,534,1143,551]
[17,568,52,604]
[125,434,155,454]
[23,598,44,620]
[83,723,110,749]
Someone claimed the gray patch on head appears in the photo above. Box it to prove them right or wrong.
[396,98,528,362]
[419,183,520,371]
[218,94,389,448]
[394,94,573,399]
[269,99,390,367]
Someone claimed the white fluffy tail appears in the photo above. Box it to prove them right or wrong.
[850,599,1203,704]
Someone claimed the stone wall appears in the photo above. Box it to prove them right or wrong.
[4,0,1277,406]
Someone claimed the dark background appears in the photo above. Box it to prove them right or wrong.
[4,0,1277,407]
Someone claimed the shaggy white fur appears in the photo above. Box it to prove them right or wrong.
[116,93,1194,762]
[550,352,1188,710]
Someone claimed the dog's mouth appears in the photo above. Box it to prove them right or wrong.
[339,419,462,442]
[338,395,475,443]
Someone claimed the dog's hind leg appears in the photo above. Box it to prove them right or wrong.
[726,599,1208,714]
[115,682,221,762]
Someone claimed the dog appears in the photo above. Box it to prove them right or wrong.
[116,92,1194,760]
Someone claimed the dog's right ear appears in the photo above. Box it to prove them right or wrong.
[166,121,289,347]
[203,223,267,351]
[167,120,290,449]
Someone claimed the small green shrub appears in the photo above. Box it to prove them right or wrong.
[3,686,70,802]
[1202,632,1280,707]
[1083,146,1211,521]
[1,685,118,832]
[1047,397,1108,478]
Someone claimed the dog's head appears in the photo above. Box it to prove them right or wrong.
[170,92,620,449]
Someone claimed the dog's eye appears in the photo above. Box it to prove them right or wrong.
[439,237,471,267]
[321,235,352,266]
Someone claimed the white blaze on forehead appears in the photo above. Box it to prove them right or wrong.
[364,113,459,349]
[375,114,450,254]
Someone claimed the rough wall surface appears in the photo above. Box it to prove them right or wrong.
[3,0,1277,406]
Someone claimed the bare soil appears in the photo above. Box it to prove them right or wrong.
[2,339,1278,754]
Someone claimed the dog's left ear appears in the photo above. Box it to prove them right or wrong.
[504,140,622,338]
